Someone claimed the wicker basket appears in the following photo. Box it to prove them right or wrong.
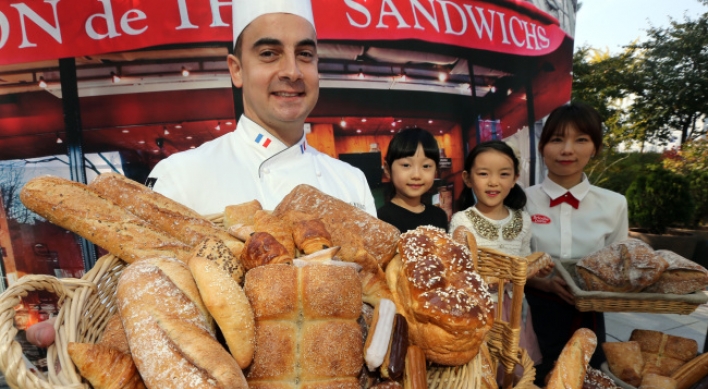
[0,246,535,389]
[555,258,708,315]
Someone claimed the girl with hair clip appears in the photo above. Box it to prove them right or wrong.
[377,128,449,233]
[449,140,544,369]
[524,103,628,383]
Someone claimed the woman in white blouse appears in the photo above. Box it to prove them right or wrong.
[524,103,628,383]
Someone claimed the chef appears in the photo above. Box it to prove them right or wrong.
[26,0,376,350]
[146,0,376,216]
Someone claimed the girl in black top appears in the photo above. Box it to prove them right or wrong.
[377,128,448,232]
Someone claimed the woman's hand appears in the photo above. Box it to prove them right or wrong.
[528,274,575,305]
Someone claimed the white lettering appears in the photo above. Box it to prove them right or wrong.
[175,0,197,29]
[509,16,525,47]
[344,0,371,28]
[538,25,549,49]
[411,0,438,32]
[438,0,466,35]
[0,11,9,49]
[463,5,494,40]
[377,0,410,29]
[85,0,120,40]
[497,11,510,44]
[523,20,538,49]
[208,0,230,27]
[11,0,62,48]
[121,9,146,35]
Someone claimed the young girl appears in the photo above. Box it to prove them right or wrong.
[377,128,449,232]
[524,103,628,383]
[449,140,542,367]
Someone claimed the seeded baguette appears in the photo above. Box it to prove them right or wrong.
[90,172,245,261]
[20,176,191,263]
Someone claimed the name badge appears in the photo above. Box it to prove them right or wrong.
[531,214,551,224]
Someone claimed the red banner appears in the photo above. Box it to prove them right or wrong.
[0,0,567,66]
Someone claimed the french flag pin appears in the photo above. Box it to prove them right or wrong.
[300,143,307,154]
[254,133,271,148]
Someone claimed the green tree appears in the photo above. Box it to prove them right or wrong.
[628,4,708,145]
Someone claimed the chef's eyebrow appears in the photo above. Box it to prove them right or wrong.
[252,38,316,49]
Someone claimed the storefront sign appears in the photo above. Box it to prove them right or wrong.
[439,157,452,169]
[0,0,567,66]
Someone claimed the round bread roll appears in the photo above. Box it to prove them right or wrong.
[387,226,494,366]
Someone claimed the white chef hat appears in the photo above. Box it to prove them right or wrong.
[232,0,316,45]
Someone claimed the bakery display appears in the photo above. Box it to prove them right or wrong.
[630,330,698,377]
[9,176,539,389]
[387,225,494,365]
[645,251,708,295]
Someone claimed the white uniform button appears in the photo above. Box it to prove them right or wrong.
[316,171,322,177]
[263,168,270,174]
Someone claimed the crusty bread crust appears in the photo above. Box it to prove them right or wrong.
[547,328,598,389]
[20,176,191,263]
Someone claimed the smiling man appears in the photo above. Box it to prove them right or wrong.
[145,0,376,216]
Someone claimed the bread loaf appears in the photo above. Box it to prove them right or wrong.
[188,238,255,369]
[90,172,245,259]
[576,239,668,292]
[602,341,645,387]
[67,342,145,389]
[117,257,246,389]
[244,263,363,389]
[671,352,708,389]
[240,231,293,270]
[630,329,698,376]
[387,226,493,366]
[20,176,191,263]
[546,328,597,389]
[253,210,296,256]
[223,200,262,228]
[273,184,400,267]
[644,250,708,294]
[640,374,678,389]
[97,313,130,355]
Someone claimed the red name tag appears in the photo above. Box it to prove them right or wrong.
[531,214,551,224]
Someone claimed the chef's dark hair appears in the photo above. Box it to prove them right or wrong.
[457,140,526,210]
[384,128,440,199]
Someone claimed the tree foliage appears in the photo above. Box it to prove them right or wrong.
[572,0,708,148]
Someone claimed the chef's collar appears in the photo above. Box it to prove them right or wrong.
[237,116,290,157]
[541,173,590,202]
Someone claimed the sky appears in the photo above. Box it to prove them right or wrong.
[574,0,708,54]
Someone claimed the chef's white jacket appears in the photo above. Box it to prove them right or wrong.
[148,116,377,216]
[525,174,628,261]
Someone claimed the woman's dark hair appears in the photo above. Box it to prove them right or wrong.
[384,127,440,199]
[538,102,603,155]
[457,140,527,210]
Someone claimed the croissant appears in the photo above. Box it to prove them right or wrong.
[240,231,293,270]
[67,342,145,389]
[292,219,333,255]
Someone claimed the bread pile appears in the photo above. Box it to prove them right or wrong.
[602,329,706,389]
[19,175,500,388]
[576,240,708,294]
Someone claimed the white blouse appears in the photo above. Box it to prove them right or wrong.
[449,206,532,257]
[525,174,628,261]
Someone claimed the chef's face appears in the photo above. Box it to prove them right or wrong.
[227,13,319,146]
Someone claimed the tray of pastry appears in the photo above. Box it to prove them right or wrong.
[554,256,708,315]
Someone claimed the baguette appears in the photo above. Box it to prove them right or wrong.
[117,257,245,389]
[90,172,245,259]
[671,352,708,389]
[20,176,191,263]
[188,238,255,369]
[546,328,598,389]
